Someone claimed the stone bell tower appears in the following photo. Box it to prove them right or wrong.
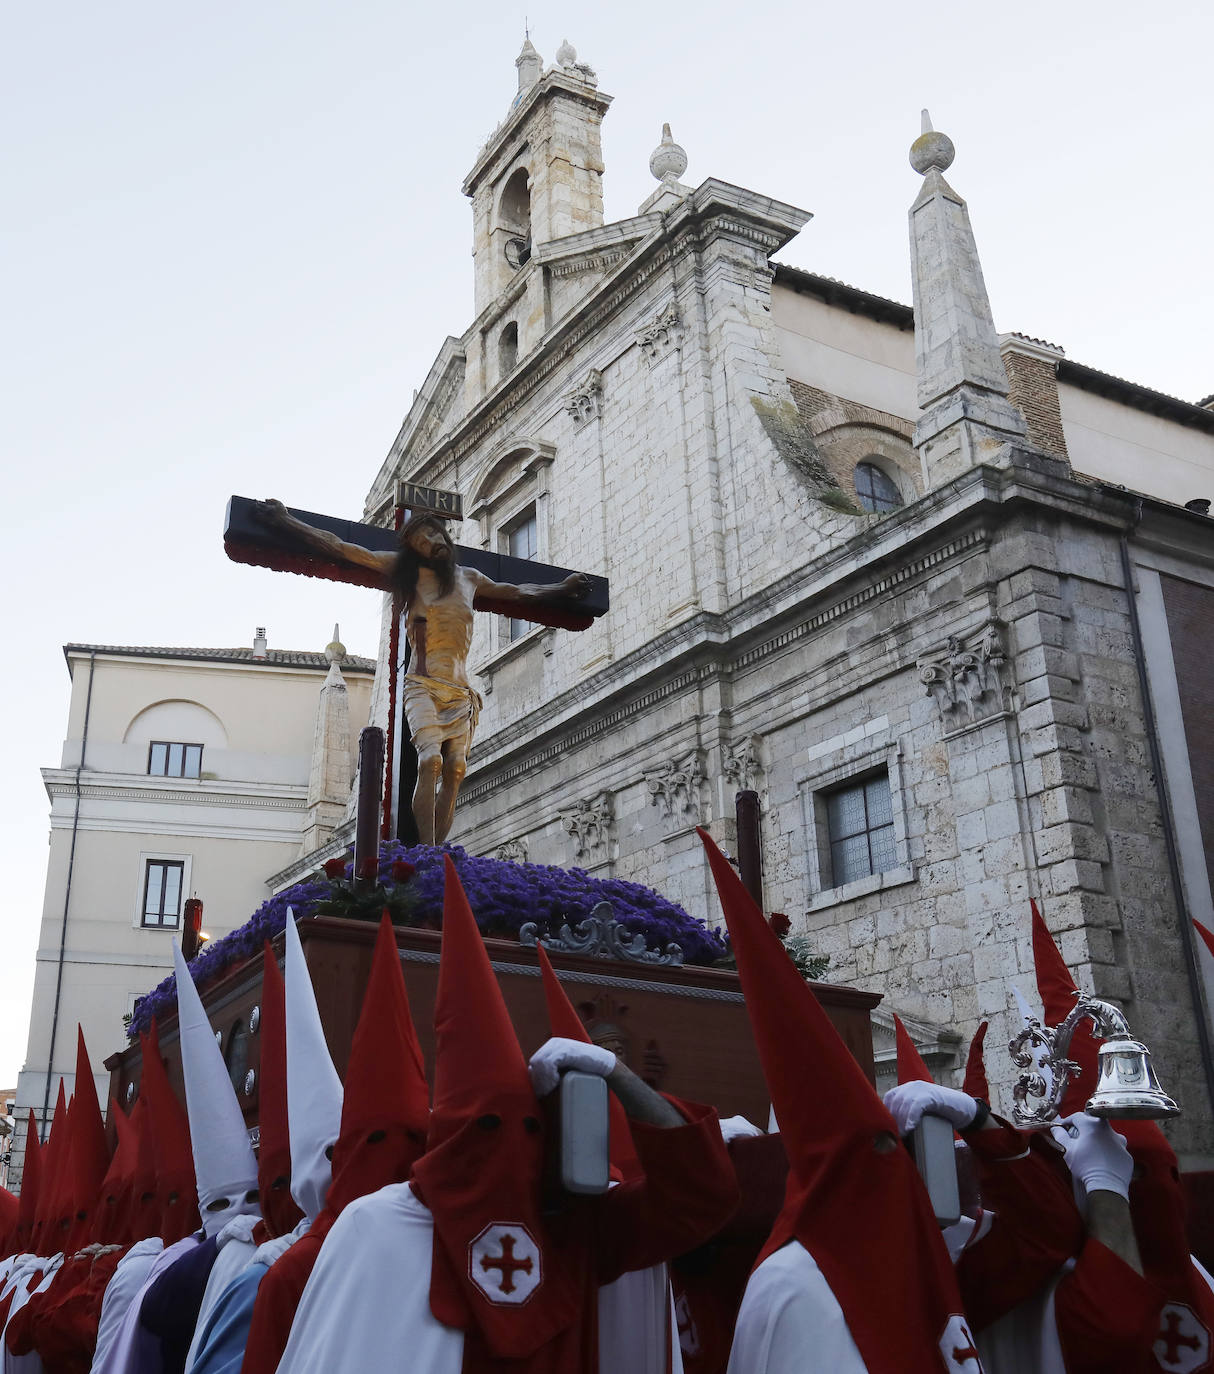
[463,38,611,320]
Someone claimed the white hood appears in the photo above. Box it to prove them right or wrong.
[173,941,261,1238]
[284,909,344,1222]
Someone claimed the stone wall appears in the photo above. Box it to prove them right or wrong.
[370,151,1214,1160]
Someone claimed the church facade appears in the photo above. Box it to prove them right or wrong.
[361,45,1214,1159]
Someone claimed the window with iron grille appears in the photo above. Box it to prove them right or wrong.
[148,741,203,779]
[854,461,903,514]
[824,771,897,886]
[506,509,538,642]
[142,860,184,928]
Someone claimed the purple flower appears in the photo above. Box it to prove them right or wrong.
[126,843,725,1038]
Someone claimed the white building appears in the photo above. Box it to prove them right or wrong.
[10,630,373,1186]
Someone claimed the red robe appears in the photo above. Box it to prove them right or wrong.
[957,1122,1086,1333]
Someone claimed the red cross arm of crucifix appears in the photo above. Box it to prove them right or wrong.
[222,495,609,631]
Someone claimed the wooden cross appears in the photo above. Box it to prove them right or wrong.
[223,493,608,844]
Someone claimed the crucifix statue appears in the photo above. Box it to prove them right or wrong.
[223,492,608,845]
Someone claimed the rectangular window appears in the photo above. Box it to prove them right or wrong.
[825,771,897,887]
[506,511,538,642]
[148,741,203,778]
[142,860,184,928]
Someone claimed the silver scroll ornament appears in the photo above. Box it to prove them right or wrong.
[519,901,683,967]
[1009,992,1180,1127]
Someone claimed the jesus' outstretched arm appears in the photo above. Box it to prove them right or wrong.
[470,567,592,609]
[252,498,394,584]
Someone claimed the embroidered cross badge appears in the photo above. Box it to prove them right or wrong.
[468,1223,542,1306]
[1153,1303,1210,1372]
[938,1313,983,1372]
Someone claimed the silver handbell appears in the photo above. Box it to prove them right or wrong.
[1011,992,1182,1127]
[1085,1033,1180,1120]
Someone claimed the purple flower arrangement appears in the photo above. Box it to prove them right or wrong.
[127,841,726,1038]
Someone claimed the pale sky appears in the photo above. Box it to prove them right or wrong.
[3,0,1211,1089]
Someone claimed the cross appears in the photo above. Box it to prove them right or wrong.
[1157,1308,1204,1365]
[480,1232,533,1295]
[949,1337,981,1369]
[223,494,608,844]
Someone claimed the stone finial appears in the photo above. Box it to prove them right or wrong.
[908,110,1027,488]
[516,37,543,92]
[649,123,688,182]
[305,624,352,854]
[555,37,577,66]
[909,109,955,175]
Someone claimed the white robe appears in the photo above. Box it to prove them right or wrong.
[598,1264,684,1374]
[182,1215,262,1374]
[3,1253,63,1374]
[91,1240,164,1373]
[727,1240,868,1374]
[276,1183,462,1374]
[89,1235,199,1374]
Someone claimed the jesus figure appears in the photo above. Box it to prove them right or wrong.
[254,500,591,843]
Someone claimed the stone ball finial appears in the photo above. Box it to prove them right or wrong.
[556,37,577,66]
[909,108,955,175]
[649,123,688,182]
[325,623,346,664]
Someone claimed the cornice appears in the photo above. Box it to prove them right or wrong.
[42,770,308,810]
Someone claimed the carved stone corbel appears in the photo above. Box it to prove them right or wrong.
[644,753,705,820]
[559,792,613,858]
[723,735,764,793]
[493,839,528,863]
[636,302,684,365]
[565,368,603,425]
[917,621,1009,725]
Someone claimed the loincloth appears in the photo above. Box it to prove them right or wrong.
[402,674,483,752]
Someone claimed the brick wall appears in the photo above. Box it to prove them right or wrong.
[1001,346,1069,461]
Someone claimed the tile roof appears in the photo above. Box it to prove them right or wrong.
[63,644,377,672]
[773,262,1214,435]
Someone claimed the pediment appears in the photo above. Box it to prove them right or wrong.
[530,214,660,279]
[365,338,467,512]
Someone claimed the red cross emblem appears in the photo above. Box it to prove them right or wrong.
[1154,1303,1211,1372]
[468,1223,542,1306]
[938,1313,983,1372]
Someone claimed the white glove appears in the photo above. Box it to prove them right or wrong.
[528,1036,617,1098]
[719,1115,765,1143]
[883,1081,979,1134]
[1049,1113,1133,1199]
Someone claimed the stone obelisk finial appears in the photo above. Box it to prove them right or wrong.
[909,111,1025,488]
[304,624,351,854]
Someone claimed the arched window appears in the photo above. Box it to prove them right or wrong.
[498,321,519,377]
[499,168,531,267]
[855,461,903,513]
